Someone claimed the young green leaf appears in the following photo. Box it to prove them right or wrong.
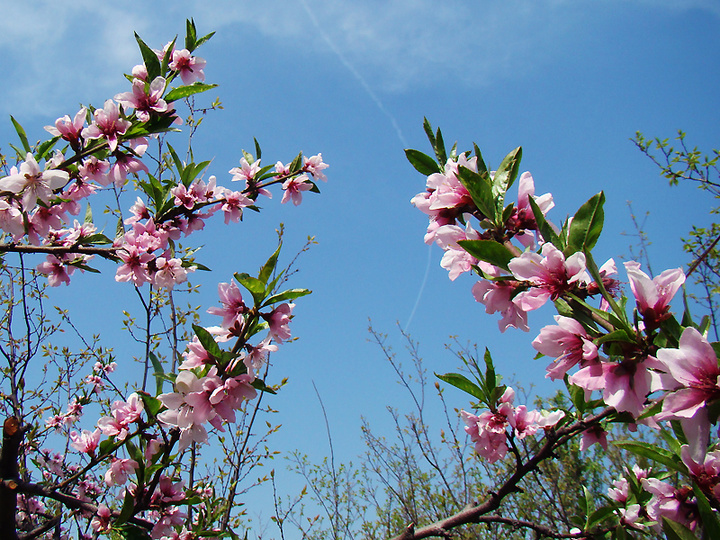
[193,324,225,360]
[262,289,311,308]
[435,372,485,401]
[613,441,686,474]
[164,83,219,103]
[661,517,699,540]
[10,116,31,153]
[135,33,162,81]
[565,192,605,256]
[259,244,282,285]
[457,239,515,272]
[491,146,522,204]
[405,149,440,175]
[149,351,165,395]
[234,273,266,306]
[457,167,496,221]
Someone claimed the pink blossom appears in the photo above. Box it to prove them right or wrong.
[69,428,101,454]
[37,255,74,287]
[229,157,261,183]
[0,152,69,211]
[505,171,554,247]
[461,410,508,463]
[681,445,720,499]
[219,188,252,224]
[108,147,150,187]
[115,244,153,286]
[268,303,294,342]
[532,315,598,380]
[125,197,151,225]
[105,458,139,486]
[625,261,685,330]
[281,174,313,206]
[570,356,664,417]
[179,336,212,370]
[579,424,608,452]
[641,477,698,531]
[302,153,329,182]
[657,326,720,415]
[44,107,86,146]
[115,77,168,122]
[434,222,480,281]
[509,405,540,439]
[82,99,130,152]
[169,49,207,84]
[471,279,529,332]
[90,504,112,533]
[509,243,589,312]
[0,199,24,238]
[207,281,246,328]
[243,336,278,375]
[153,257,192,289]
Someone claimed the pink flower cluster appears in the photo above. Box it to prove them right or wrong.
[460,387,564,463]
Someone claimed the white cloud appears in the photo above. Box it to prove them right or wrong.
[0,0,716,119]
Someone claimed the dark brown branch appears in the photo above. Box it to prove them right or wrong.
[388,408,616,540]
[1,417,29,540]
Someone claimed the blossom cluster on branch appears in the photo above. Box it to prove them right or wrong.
[0,20,327,540]
[407,119,720,538]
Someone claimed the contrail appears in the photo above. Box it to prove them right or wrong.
[298,0,429,331]
[297,0,409,148]
[403,243,433,332]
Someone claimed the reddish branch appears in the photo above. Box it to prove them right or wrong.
[389,408,616,540]
[0,244,119,257]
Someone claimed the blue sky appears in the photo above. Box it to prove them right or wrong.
[2,0,720,531]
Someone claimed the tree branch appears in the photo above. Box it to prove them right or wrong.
[387,408,616,540]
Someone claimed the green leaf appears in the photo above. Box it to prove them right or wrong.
[613,441,686,473]
[251,378,277,395]
[586,506,616,529]
[405,149,440,175]
[472,144,489,178]
[167,143,184,174]
[527,196,561,247]
[160,37,176,76]
[135,33,161,81]
[36,136,60,161]
[661,516,698,540]
[10,116,31,153]
[262,289,311,308]
[254,138,262,161]
[234,273,266,306]
[457,239,515,272]
[164,83,218,103]
[692,483,720,538]
[259,244,282,285]
[149,351,165,395]
[491,146,522,205]
[84,203,93,224]
[581,485,593,525]
[483,348,497,392]
[112,523,151,540]
[195,30,216,49]
[457,167,496,221]
[185,18,197,50]
[435,372,485,401]
[193,324,224,360]
[115,489,136,525]
[137,392,163,417]
[565,191,605,255]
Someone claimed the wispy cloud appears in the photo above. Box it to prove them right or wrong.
[0,0,716,119]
